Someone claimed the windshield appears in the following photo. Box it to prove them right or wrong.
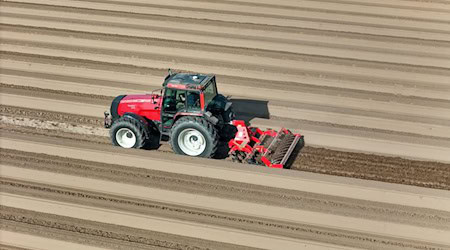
[203,78,217,106]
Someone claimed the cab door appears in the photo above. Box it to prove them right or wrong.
[161,88,202,133]
[161,88,184,133]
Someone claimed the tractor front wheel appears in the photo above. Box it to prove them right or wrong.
[170,116,218,157]
[110,117,148,149]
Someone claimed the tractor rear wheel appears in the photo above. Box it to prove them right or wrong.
[110,117,148,149]
[170,116,218,157]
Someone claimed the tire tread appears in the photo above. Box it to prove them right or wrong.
[170,116,218,157]
[110,117,147,148]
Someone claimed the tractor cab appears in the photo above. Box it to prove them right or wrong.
[160,73,218,133]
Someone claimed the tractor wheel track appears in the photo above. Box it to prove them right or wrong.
[0,184,443,250]
[2,28,449,91]
[1,206,247,250]
[1,128,449,249]
[2,82,449,143]
[3,148,449,228]
[4,0,450,41]
[1,105,449,190]
[2,70,450,157]
[3,23,450,73]
[0,147,449,249]
[3,52,450,107]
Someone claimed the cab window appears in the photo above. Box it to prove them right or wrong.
[163,88,201,112]
[203,79,217,106]
[163,88,186,112]
[186,91,201,111]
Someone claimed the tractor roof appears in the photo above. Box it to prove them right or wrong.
[163,73,214,90]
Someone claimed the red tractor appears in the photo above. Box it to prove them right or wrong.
[104,70,303,168]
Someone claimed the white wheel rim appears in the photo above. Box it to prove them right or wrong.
[178,128,206,156]
[115,128,136,148]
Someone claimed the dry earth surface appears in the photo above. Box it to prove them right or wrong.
[1,0,450,249]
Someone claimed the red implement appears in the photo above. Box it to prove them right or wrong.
[228,120,303,168]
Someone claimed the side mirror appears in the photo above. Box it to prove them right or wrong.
[151,95,158,104]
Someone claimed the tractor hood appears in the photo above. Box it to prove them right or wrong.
[120,94,161,103]
[110,94,162,119]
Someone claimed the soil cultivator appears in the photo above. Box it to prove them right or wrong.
[105,70,303,168]
[229,120,302,168]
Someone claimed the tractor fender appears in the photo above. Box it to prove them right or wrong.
[110,95,126,119]
[173,112,219,126]
[122,112,151,139]
[172,112,203,124]
[203,111,219,125]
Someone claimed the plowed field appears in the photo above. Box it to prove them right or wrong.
[1,0,450,249]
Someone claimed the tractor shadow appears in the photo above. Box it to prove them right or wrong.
[230,98,270,123]
[143,135,162,150]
